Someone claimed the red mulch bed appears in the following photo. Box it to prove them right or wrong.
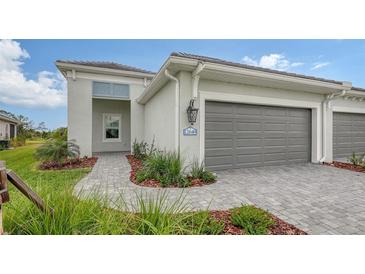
[126,154,215,188]
[325,161,365,173]
[39,157,98,170]
[210,209,307,235]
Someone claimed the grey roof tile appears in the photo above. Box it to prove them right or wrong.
[56,60,155,74]
[171,52,364,91]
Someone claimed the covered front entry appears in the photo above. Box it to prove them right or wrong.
[333,112,365,159]
[92,98,131,153]
[205,101,311,171]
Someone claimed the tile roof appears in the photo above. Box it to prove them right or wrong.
[171,52,364,90]
[56,60,155,74]
[0,112,19,124]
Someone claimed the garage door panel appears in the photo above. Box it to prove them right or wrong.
[262,146,287,154]
[205,148,234,157]
[205,139,232,149]
[206,131,234,139]
[205,101,311,170]
[333,112,365,159]
[236,122,261,131]
[206,102,233,114]
[263,139,286,146]
[205,155,233,166]
[288,137,309,145]
[264,153,287,161]
[236,139,262,147]
[263,108,287,116]
[263,123,286,131]
[205,121,233,131]
[237,154,262,163]
[236,147,263,155]
[236,105,262,115]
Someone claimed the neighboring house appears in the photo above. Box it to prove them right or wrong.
[56,53,365,171]
[0,113,19,140]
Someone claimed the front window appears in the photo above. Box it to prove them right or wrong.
[103,113,121,142]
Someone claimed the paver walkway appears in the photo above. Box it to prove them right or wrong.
[75,152,365,234]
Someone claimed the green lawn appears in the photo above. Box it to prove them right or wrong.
[0,144,225,235]
[0,144,92,234]
[0,144,280,235]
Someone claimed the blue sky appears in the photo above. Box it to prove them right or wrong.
[1,39,365,130]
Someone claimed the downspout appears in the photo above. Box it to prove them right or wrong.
[319,89,347,163]
[165,69,180,153]
[192,62,205,99]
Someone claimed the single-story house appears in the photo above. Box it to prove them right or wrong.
[0,112,19,140]
[56,53,365,171]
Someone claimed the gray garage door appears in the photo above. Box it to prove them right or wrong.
[333,112,365,159]
[205,101,311,170]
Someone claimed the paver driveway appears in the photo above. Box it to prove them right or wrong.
[75,152,365,235]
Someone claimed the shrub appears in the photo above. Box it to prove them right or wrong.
[132,139,157,160]
[0,140,10,150]
[10,136,26,147]
[35,139,80,165]
[182,211,225,235]
[190,159,217,182]
[51,127,68,141]
[135,151,188,187]
[230,205,274,235]
[348,152,365,166]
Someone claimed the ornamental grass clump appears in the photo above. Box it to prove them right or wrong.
[348,152,365,167]
[132,139,157,160]
[190,159,217,183]
[230,205,274,235]
[135,151,189,187]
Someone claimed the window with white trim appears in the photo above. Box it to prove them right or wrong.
[103,113,122,142]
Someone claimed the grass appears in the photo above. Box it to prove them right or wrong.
[1,145,278,235]
[230,205,275,235]
[136,151,189,187]
[0,145,224,235]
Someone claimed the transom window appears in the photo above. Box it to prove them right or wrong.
[103,113,122,142]
[93,81,130,99]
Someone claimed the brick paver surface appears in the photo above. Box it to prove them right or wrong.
[75,152,365,234]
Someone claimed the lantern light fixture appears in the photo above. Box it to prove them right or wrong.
[187,99,199,125]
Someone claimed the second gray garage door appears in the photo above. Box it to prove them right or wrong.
[205,101,311,170]
[333,112,365,159]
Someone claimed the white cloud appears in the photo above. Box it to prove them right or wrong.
[0,39,66,108]
[242,53,304,71]
[311,62,330,70]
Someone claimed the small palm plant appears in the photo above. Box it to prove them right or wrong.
[35,139,80,165]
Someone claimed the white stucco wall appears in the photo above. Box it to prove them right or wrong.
[144,80,176,151]
[92,99,131,152]
[0,120,9,140]
[68,78,93,156]
[178,71,201,166]
[66,71,147,156]
[130,84,146,144]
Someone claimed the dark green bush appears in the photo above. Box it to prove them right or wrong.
[135,151,188,187]
[230,205,274,235]
[0,140,10,150]
[34,139,80,164]
[190,159,217,182]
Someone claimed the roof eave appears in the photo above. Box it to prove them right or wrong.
[55,61,155,79]
[137,56,351,104]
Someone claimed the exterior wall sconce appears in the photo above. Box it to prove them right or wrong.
[187,99,199,125]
